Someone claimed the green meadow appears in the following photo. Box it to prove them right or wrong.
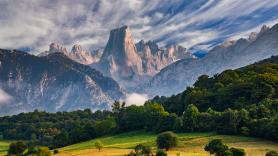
[57,131,278,156]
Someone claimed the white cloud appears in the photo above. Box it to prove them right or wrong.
[124,93,149,106]
[0,0,277,53]
[0,89,12,104]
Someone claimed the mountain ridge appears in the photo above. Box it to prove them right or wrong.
[142,23,278,96]
[0,49,124,115]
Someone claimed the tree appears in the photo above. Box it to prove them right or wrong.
[156,131,178,151]
[135,144,144,154]
[35,146,51,156]
[8,141,27,156]
[266,151,278,156]
[95,140,104,151]
[134,144,152,156]
[156,150,167,156]
[182,104,199,132]
[229,147,246,156]
[204,139,228,156]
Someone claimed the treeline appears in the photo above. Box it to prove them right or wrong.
[0,56,278,149]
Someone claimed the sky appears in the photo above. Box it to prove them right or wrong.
[0,0,278,54]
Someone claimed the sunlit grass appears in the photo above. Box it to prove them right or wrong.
[59,131,278,156]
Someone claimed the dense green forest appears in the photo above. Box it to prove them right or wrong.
[0,55,278,149]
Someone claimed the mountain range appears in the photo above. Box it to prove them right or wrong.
[142,24,278,96]
[0,49,123,115]
[0,23,278,115]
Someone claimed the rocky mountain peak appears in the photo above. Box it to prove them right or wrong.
[259,25,269,34]
[71,44,83,53]
[98,25,143,79]
[49,42,68,53]
[248,32,257,41]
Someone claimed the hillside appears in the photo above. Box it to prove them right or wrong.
[144,24,278,96]
[57,131,278,156]
[0,49,124,115]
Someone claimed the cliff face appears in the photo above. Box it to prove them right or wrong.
[95,26,194,89]
[0,49,124,115]
[39,43,101,65]
[98,26,143,79]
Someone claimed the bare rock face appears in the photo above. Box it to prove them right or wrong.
[38,43,101,65]
[49,43,68,53]
[69,44,101,64]
[136,41,194,76]
[97,25,143,80]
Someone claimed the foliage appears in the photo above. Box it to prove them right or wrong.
[205,139,246,156]
[7,141,50,156]
[94,140,103,151]
[266,151,278,156]
[8,141,27,156]
[156,131,178,151]
[156,150,167,156]
[134,144,152,156]
[204,139,228,156]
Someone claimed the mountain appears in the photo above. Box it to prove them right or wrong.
[143,24,278,96]
[39,43,101,65]
[96,25,143,79]
[151,54,278,115]
[136,40,193,75]
[94,25,194,89]
[0,49,124,115]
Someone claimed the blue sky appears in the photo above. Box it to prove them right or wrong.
[0,0,278,54]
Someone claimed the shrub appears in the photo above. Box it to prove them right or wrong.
[134,144,152,156]
[204,139,228,156]
[156,150,167,156]
[8,141,27,156]
[95,140,104,151]
[156,131,178,151]
[230,147,246,156]
[266,151,278,156]
[54,149,59,154]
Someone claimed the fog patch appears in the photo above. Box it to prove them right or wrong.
[0,89,13,104]
[124,93,149,106]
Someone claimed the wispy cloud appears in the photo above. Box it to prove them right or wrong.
[0,0,277,53]
[0,88,12,104]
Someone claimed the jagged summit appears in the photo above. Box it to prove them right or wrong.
[38,43,101,65]
[71,44,83,53]
[98,25,143,78]
[49,42,68,53]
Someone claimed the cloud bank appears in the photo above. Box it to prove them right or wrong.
[124,93,149,106]
[0,0,278,53]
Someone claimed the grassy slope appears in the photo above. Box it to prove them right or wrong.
[0,140,12,155]
[59,131,278,156]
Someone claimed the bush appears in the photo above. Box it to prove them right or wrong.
[156,131,178,151]
[156,150,167,156]
[134,144,152,156]
[266,151,278,156]
[204,139,228,156]
[8,141,27,156]
[36,146,51,156]
[230,147,246,156]
[95,140,104,151]
[54,149,59,154]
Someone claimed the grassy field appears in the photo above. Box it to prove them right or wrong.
[0,140,12,155]
[57,131,278,156]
